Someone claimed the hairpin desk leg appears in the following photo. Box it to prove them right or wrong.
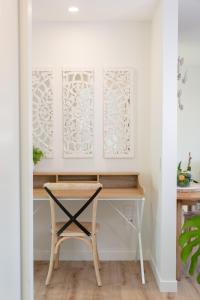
[107,199,145,285]
[136,200,145,284]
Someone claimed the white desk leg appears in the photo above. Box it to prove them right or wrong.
[135,239,138,262]
[135,211,139,262]
[106,200,145,284]
[135,205,139,262]
[136,200,145,284]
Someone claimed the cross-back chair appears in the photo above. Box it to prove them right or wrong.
[44,182,103,286]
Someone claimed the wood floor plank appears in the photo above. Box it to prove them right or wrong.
[34,261,200,300]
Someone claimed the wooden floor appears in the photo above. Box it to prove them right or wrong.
[35,261,200,300]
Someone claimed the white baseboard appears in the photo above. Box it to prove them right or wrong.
[150,257,177,292]
[34,249,151,261]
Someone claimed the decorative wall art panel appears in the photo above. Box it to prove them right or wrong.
[32,69,54,158]
[103,69,135,158]
[62,69,94,158]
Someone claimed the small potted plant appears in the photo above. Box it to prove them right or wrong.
[33,146,44,168]
[177,152,192,187]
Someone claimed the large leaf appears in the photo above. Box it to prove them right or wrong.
[178,215,200,284]
[180,237,200,264]
[179,230,199,247]
[189,246,200,276]
[182,216,200,230]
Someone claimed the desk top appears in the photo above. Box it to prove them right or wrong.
[177,191,200,202]
[33,187,145,201]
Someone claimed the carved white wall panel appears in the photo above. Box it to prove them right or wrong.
[62,69,94,158]
[103,69,134,158]
[32,69,54,158]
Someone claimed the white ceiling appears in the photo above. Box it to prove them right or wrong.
[32,0,158,22]
[179,0,200,44]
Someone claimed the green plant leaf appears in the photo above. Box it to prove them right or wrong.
[182,216,200,230]
[179,215,200,284]
[33,146,44,165]
[179,230,199,247]
[181,238,200,264]
[178,161,182,171]
[189,246,200,275]
[197,273,200,284]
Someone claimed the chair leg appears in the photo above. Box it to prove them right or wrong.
[95,242,101,269]
[54,244,60,270]
[45,235,56,286]
[91,236,102,287]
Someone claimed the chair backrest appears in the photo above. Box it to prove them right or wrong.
[44,182,102,237]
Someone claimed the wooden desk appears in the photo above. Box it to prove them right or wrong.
[33,172,146,284]
[33,187,144,201]
[176,190,200,280]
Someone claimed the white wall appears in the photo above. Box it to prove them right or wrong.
[33,21,152,261]
[178,42,200,66]
[33,21,150,174]
[0,1,21,299]
[178,66,200,180]
[150,0,178,292]
[178,43,200,181]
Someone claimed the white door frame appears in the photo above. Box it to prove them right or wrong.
[17,0,178,297]
[19,0,33,299]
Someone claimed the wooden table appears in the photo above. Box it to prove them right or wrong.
[176,190,200,280]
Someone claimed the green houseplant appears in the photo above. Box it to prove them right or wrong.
[33,146,44,166]
[179,215,200,284]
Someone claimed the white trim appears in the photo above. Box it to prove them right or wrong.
[19,0,33,299]
[150,257,177,293]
